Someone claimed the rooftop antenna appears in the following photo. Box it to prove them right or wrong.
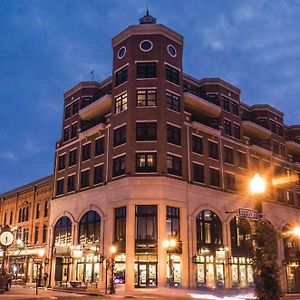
[90,70,94,82]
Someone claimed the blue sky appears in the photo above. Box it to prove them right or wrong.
[0,0,300,194]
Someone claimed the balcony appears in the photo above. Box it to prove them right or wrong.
[249,138,272,155]
[287,140,300,155]
[190,114,221,136]
[79,94,112,120]
[79,117,106,139]
[184,91,221,117]
[242,116,271,139]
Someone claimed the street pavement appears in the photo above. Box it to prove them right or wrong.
[1,285,300,300]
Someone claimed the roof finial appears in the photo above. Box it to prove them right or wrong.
[139,7,157,24]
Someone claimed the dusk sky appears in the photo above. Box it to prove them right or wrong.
[0,0,300,194]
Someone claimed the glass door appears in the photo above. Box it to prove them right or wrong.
[148,263,157,287]
[138,264,147,287]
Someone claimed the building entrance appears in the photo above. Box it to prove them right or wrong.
[286,264,300,293]
[134,262,157,287]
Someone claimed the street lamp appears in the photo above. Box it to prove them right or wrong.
[109,245,116,294]
[35,248,45,295]
[162,238,177,287]
[249,173,266,214]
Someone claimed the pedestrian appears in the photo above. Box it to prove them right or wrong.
[43,272,48,287]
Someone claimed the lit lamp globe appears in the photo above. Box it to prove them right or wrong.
[249,173,266,195]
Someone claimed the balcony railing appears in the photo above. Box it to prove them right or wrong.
[191,114,220,130]
[184,86,220,106]
[249,138,271,152]
[242,115,270,130]
[81,116,106,133]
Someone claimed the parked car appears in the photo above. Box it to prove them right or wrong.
[0,272,12,291]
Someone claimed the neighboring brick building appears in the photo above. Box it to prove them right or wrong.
[0,176,52,284]
[2,12,300,293]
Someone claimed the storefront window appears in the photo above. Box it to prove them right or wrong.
[136,206,157,240]
[79,210,100,244]
[54,216,72,245]
[115,207,126,242]
[196,210,222,249]
[230,217,251,256]
[166,206,180,238]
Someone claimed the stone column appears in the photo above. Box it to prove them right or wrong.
[158,203,167,287]
[181,207,189,288]
[125,204,135,291]
[277,232,287,293]
[189,216,197,288]
[223,221,231,289]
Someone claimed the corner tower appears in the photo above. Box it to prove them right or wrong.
[110,12,185,180]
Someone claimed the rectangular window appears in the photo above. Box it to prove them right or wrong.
[224,147,234,165]
[115,207,126,242]
[80,169,90,188]
[63,127,69,142]
[167,124,181,145]
[276,188,284,203]
[251,156,259,170]
[23,228,29,244]
[210,168,220,187]
[167,154,182,176]
[95,137,104,156]
[116,66,128,86]
[193,163,204,183]
[232,101,239,115]
[136,122,157,141]
[56,178,64,196]
[136,153,157,172]
[287,190,294,205]
[113,155,126,177]
[225,173,236,191]
[166,206,180,238]
[208,141,219,159]
[65,105,71,119]
[94,165,104,184]
[34,226,39,244]
[233,124,241,139]
[70,123,77,139]
[238,151,247,168]
[58,154,66,170]
[67,175,75,192]
[223,96,230,111]
[115,92,128,114]
[72,100,79,115]
[82,143,91,161]
[273,141,279,155]
[192,135,203,154]
[114,125,126,146]
[166,91,180,112]
[224,120,232,136]
[280,144,285,157]
[166,65,179,85]
[135,205,157,240]
[42,225,47,243]
[69,149,77,166]
[206,93,220,106]
[137,89,157,106]
[137,62,157,78]
[278,124,283,137]
[271,120,277,133]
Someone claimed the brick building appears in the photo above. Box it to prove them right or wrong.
[0,176,52,284]
[2,12,300,293]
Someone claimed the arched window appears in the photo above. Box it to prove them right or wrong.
[282,224,299,260]
[196,210,222,249]
[54,216,72,245]
[18,208,22,222]
[230,217,251,256]
[3,212,7,225]
[79,210,100,244]
[36,203,40,219]
[25,206,29,221]
[9,211,13,225]
[22,207,26,222]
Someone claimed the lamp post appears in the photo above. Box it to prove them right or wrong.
[162,238,177,287]
[249,173,281,300]
[35,248,45,295]
[109,245,116,294]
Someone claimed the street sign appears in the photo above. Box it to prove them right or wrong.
[238,208,259,220]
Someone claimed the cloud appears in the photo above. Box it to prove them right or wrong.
[0,151,17,161]
[23,137,41,155]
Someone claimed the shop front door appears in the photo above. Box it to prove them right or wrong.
[136,263,157,288]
